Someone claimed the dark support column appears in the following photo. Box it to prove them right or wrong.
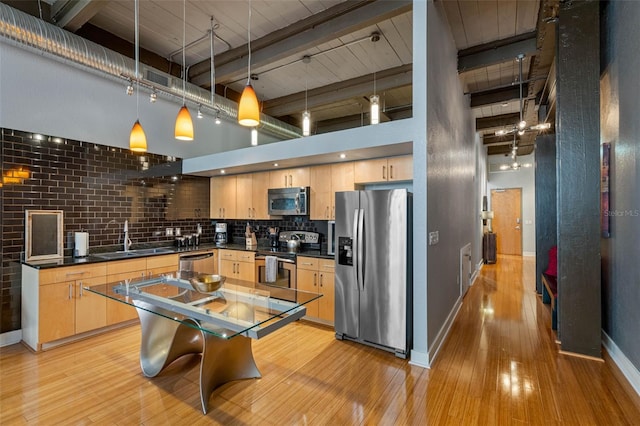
[534,134,557,295]
[556,0,601,357]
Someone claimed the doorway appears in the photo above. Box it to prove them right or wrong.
[491,188,522,256]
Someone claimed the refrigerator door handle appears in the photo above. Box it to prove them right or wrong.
[357,208,364,291]
[353,209,360,286]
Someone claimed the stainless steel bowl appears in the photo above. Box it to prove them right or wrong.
[189,274,226,293]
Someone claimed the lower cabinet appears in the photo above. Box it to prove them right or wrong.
[296,256,335,325]
[219,249,255,282]
[21,253,180,351]
[22,262,107,351]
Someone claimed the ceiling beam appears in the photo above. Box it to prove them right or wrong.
[263,64,412,118]
[458,31,538,73]
[189,0,412,86]
[488,144,534,156]
[471,83,528,108]
[51,0,106,32]
[476,112,520,131]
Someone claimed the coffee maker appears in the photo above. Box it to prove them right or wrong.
[267,227,279,249]
[215,223,227,246]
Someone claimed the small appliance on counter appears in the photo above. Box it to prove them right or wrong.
[215,222,227,246]
[74,231,89,257]
[268,227,279,248]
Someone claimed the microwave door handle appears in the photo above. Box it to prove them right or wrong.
[295,194,300,213]
[357,208,364,292]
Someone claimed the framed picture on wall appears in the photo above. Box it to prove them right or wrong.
[601,143,611,238]
[25,210,64,262]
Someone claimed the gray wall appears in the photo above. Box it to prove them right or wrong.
[426,2,477,355]
[601,1,640,374]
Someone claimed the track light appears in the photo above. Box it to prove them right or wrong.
[126,82,134,96]
[149,91,157,103]
[215,111,221,125]
[197,105,203,119]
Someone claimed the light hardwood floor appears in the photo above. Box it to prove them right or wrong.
[2,256,639,424]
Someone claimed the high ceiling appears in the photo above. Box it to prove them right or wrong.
[6,0,557,155]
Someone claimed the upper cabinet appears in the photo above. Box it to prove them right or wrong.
[236,172,270,220]
[354,155,413,184]
[310,162,355,220]
[270,167,309,189]
[210,176,237,219]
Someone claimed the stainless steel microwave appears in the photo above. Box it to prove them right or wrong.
[268,187,310,215]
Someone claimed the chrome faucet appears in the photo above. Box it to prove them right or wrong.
[123,220,132,252]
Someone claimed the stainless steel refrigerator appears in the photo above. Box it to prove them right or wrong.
[334,189,412,358]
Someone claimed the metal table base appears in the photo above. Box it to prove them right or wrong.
[135,300,261,414]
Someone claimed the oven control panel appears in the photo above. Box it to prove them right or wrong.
[278,231,319,244]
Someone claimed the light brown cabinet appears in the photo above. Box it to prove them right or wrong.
[105,255,179,325]
[297,256,335,324]
[354,155,413,183]
[210,175,237,219]
[219,249,255,282]
[23,262,107,350]
[236,172,270,219]
[309,162,355,220]
[270,167,309,188]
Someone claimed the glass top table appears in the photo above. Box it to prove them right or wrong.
[86,271,322,414]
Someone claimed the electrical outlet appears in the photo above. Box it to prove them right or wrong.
[428,231,439,245]
[166,227,173,236]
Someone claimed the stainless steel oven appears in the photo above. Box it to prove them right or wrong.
[255,255,296,302]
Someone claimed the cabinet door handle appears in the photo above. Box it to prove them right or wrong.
[313,272,317,287]
[332,205,335,219]
[390,165,393,180]
[69,284,73,300]
[284,175,287,187]
[289,175,293,187]
[65,271,85,276]
[78,282,84,298]
[382,165,386,180]
[253,208,256,218]
[248,208,251,218]
[319,274,323,287]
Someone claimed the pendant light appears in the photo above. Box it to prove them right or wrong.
[251,127,258,146]
[302,55,311,136]
[129,0,147,153]
[370,70,380,125]
[238,0,260,127]
[174,0,194,141]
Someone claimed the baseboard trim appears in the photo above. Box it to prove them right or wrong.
[602,331,640,397]
[427,296,462,366]
[0,330,22,347]
[523,251,536,257]
[558,349,604,362]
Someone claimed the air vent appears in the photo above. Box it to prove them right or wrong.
[145,69,170,87]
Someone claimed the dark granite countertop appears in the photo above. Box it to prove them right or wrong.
[22,242,334,269]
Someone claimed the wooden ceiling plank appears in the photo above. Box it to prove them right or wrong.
[476,112,520,130]
[478,0,500,45]
[457,0,484,47]
[497,0,518,40]
[515,0,540,34]
[53,0,108,32]
[441,1,467,49]
[190,0,412,86]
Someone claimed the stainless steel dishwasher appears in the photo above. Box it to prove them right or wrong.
[179,251,217,274]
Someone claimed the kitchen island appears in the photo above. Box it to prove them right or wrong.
[86,272,321,414]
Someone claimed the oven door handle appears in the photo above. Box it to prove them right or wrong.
[256,256,295,264]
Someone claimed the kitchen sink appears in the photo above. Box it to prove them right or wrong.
[93,247,175,260]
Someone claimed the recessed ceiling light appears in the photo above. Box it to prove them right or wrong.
[273,163,279,167]
[339,153,346,159]
[220,169,226,174]
[501,102,509,107]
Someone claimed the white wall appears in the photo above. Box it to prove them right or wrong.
[0,43,280,160]
[487,153,536,255]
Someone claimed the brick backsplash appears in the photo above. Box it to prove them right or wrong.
[0,128,211,333]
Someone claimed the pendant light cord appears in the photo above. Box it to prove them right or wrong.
[518,55,523,124]
[135,0,140,118]
[182,0,186,104]
[210,17,215,106]
[247,0,252,85]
